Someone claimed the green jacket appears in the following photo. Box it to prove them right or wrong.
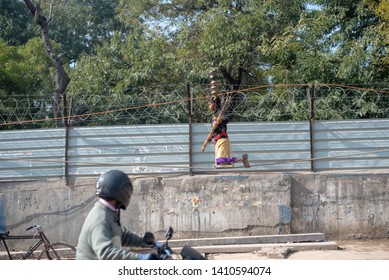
[76,201,145,260]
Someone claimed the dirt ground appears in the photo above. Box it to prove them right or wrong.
[211,238,389,260]
[1,238,388,260]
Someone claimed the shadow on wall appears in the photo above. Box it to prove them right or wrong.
[5,194,96,232]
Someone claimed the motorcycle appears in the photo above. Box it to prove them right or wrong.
[144,227,205,260]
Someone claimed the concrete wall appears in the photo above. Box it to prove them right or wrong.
[1,172,388,250]
[291,172,389,239]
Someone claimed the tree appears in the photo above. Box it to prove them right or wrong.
[23,0,70,127]
[113,0,308,114]
[66,27,185,125]
[1,0,129,127]
[42,0,124,63]
[0,38,54,129]
[67,0,388,124]
[363,0,389,67]
[0,0,38,46]
[2,0,387,127]
[116,0,295,87]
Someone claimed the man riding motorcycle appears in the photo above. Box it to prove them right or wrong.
[76,169,157,260]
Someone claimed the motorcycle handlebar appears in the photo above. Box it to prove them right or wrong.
[149,227,205,260]
[153,240,173,259]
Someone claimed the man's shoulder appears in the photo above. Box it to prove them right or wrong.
[84,202,113,224]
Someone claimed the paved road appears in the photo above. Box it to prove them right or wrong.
[211,238,389,260]
[1,238,388,260]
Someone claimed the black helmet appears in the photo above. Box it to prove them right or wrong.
[95,170,133,210]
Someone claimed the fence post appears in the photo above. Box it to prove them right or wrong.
[63,93,70,185]
[187,84,193,176]
[0,196,6,234]
[307,84,315,172]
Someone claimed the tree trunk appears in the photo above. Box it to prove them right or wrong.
[24,0,70,127]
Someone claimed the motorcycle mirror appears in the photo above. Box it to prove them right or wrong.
[142,231,155,245]
[166,226,174,241]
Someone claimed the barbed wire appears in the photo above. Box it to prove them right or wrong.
[1,83,389,129]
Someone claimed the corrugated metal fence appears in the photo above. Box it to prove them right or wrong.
[1,119,389,181]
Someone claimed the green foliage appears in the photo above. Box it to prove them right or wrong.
[66,27,188,125]
[363,0,389,67]
[0,0,38,45]
[1,0,388,128]
[306,0,388,84]
[0,37,56,129]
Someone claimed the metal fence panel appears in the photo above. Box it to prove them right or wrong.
[1,119,389,181]
[313,119,389,171]
[193,122,311,172]
[0,128,65,180]
[68,125,190,175]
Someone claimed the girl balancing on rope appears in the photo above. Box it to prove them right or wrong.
[202,95,250,168]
